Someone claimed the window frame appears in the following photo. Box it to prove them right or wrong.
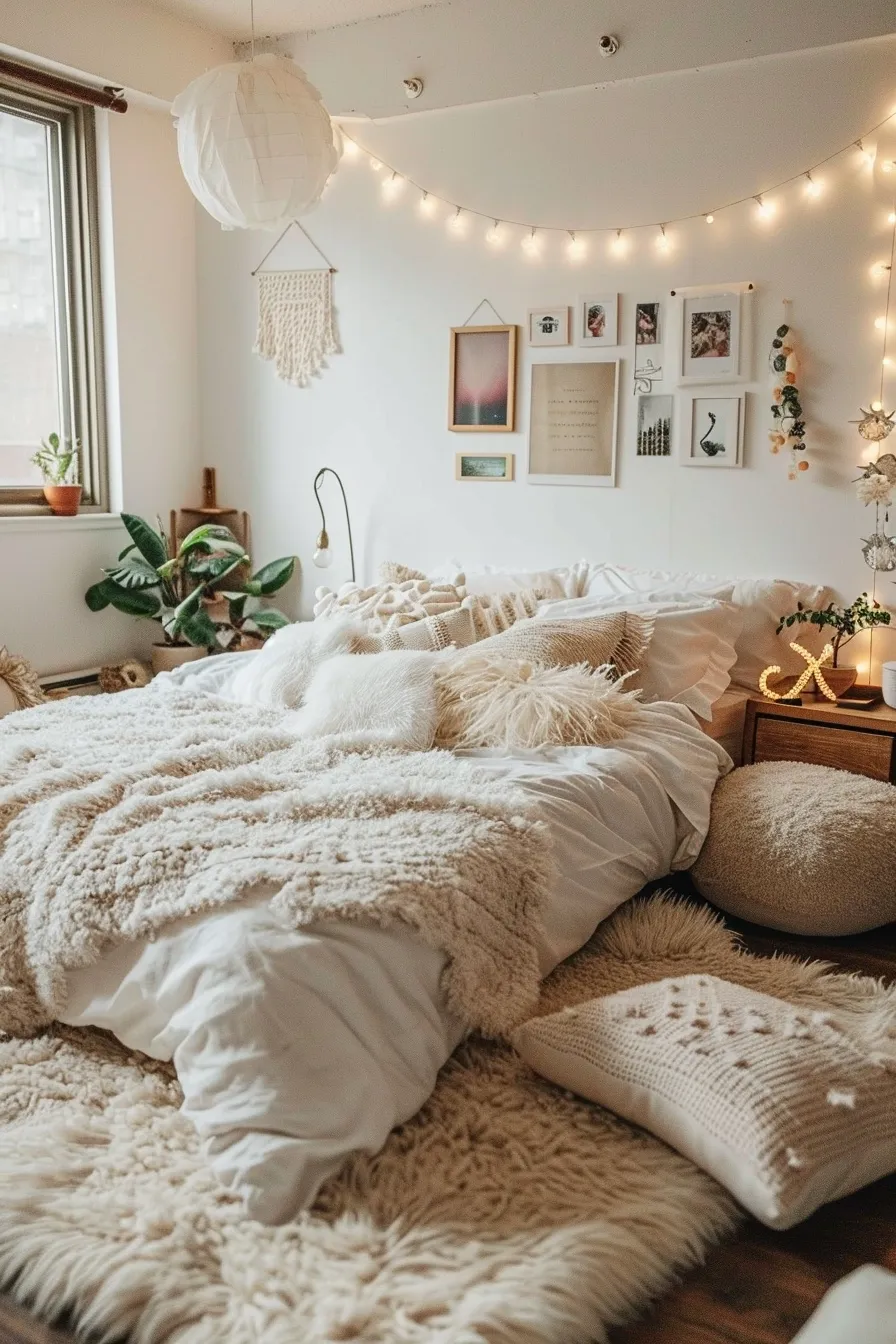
[0,81,107,514]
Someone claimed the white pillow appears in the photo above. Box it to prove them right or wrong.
[582,565,832,691]
[289,651,439,750]
[537,596,741,721]
[513,974,896,1230]
[428,561,594,600]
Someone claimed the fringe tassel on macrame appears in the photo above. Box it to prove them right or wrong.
[254,270,339,387]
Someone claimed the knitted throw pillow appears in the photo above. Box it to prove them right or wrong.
[379,606,479,652]
[435,656,641,750]
[313,579,467,631]
[462,612,654,678]
[460,590,541,639]
[513,974,896,1230]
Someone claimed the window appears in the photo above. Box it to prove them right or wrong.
[0,81,106,511]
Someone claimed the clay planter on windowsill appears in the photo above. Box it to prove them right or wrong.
[43,483,82,516]
[150,644,207,676]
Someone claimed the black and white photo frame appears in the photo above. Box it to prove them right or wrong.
[679,389,745,468]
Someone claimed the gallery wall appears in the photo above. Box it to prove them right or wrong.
[196,30,896,673]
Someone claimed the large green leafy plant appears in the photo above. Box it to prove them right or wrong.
[777,593,891,667]
[85,513,296,649]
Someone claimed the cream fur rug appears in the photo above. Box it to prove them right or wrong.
[1,894,888,1344]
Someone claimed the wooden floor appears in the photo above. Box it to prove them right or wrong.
[2,902,895,1344]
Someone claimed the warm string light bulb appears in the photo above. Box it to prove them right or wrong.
[381,171,404,200]
[805,173,822,199]
[566,230,586,261]
[655,224,670,252]
[341,137,360,160]
[882,160,895,174]
[447,206,466,235]
[485,220,504,247]
[418,191,435,216]
[889,211,896,226]
[857,139,876,167]
[871,399,884,412]
[521,227,541,257]
[704,213,714,224]
[875,316,889,331]
[754,194,775,220]
[610,228,628,257]
[368,157,383,172]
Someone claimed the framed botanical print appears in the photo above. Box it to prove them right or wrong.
[679,291,744,383]
[576,294,619,347]
[449,325,518,431]
[636,394,673,456]
[679,390,745,467]
[455,452,514,481]
[528,360,619,487]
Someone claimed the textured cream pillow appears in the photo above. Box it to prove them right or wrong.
[513,974,896,1229]
[460,590,541,639]
[379,606,479,652]
[313,578,467,629]
[435,656,641,750]
[467,612,653,678]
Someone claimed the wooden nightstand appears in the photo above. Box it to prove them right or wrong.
[743,695,896,782]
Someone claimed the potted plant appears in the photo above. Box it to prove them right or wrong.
[85,513,296,674]
[31,433,82,515]
[777,593,892,696]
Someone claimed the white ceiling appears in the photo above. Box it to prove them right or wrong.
[143,0,452,38]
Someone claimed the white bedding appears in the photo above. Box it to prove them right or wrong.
[62,677,730,1224]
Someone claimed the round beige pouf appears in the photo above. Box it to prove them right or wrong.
[692,761,896,936]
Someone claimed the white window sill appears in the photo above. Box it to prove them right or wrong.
[0,512,123,535]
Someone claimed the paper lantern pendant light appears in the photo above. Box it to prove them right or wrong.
[172,54,340,230]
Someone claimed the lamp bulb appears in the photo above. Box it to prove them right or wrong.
[312,546,333,569]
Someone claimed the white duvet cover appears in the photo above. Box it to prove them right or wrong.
[62,684,729,1224]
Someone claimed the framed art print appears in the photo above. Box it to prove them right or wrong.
[449,324,518,431]
[527,307,570,347]
[679,390,745,467]
[455,452,514,481]
[576,294,619,347]
[528,360,619,487]
[680,291,743,383]
[635,301,661,346]
[636,394,672,456]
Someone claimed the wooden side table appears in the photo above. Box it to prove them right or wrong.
[743,694,896,782]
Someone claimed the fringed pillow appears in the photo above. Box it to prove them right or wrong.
[435,656,641,751]
[379,606,479,652]
[464,612,653,679]
[313,578,467,630]
[461,591,541,639]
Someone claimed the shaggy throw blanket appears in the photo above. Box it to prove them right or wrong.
[4,895,895,1344]
[0,688,551,1038]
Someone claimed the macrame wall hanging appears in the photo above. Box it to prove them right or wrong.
[252,221,340,387]
[768,301,808,479]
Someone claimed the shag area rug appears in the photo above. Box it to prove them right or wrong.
[0,894,887,1344]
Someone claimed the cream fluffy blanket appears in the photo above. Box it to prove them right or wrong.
[0,688,551,1038]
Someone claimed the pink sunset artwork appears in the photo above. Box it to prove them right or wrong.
[453,330,510,426]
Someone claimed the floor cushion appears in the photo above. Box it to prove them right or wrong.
[691,761,896,935]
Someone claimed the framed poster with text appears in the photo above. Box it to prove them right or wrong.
[528,360,619,487]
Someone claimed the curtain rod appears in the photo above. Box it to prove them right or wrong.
[0,56,128,113]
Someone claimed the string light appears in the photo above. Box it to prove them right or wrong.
[805,173,822,199]
[485,219,504,247]
[889,211,896,226]
[655,224,670,252]
[755,194,775,220]
[610,228,628,256]
[566,230,586,260]
[341,138,360,160]
[883,160,895,174]
[872,399,884,411]
[521,226,541,257]
[381,171,404,200]
[447,206,466,234]
[857,139,876,166]
[875,316,888,330]
[704,213,714,224]
[418,191,435,216]
[368,157,383,172]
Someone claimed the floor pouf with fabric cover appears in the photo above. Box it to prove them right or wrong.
[691,761,896,935]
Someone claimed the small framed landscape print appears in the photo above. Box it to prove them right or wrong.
[576,294,619,347]
[527,307,569,347]
[680,292,742,383]
[528,360,619,487]
[449,324,518,432]
[635,301,661,346]
[455,452,514,481]
[680,390,745,468]
[636,394,672,456]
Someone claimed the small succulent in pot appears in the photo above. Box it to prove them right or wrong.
[31,433,82,515]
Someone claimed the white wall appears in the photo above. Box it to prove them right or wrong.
[197,31,896,675]
[0,0,230,674]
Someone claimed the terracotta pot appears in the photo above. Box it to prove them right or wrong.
[43,483,82,516]
[151,643,208,676]
[815,666,859,698]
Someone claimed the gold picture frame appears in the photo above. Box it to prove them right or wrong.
[0,647,46,713]
[455,452,515,481]
[449,324,518,432]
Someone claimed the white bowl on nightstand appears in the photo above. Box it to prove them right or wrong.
[883,661,896,709]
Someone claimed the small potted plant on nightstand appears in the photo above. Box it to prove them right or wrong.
[31,433,82,515]
[776,593,892,696]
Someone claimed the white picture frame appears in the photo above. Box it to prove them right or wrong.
[528,359,619,487]
[679,290,745,383]
[679,390,745,468]
[576,294,619,347]
[527,307,570,347]
[636,394,673,457]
